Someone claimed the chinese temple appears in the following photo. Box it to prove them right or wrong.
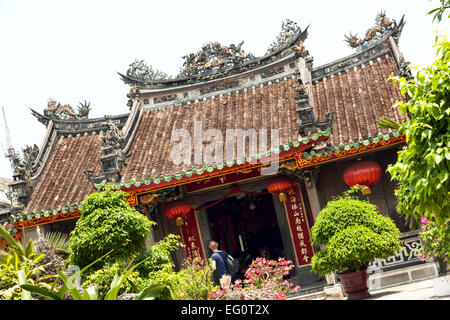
[2,12,422,287]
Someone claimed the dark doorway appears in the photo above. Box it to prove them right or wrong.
[206,192,285,270]
[47,219,77,235]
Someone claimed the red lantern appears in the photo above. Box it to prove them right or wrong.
[266,176,294,202]
[164,200,191,226]
[343,160,382,195]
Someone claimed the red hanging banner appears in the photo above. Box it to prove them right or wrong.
[283,183,315,266]
[179,210,206,261]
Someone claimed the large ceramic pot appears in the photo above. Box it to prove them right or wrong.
[436,257,448,276]
[338,269,371,300]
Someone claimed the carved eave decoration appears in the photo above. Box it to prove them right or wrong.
[291,71,335,136]
[6,144,41,208]
[85,116,127,185]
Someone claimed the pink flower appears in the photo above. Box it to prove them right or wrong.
[421,216,428,225]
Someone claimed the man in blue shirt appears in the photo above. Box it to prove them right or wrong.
[209,241,229,287]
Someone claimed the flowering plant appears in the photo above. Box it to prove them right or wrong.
[417,216,449,263]
[207,257,300,300]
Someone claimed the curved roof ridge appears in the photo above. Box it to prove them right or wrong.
[311,15,405,81]
[27,110,129,181]
[119,26,310,88]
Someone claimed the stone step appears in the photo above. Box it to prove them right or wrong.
[368,262,439,290]
[287,290,326,300]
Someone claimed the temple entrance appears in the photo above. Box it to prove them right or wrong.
[206,192,285,275]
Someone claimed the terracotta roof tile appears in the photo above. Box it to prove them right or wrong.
[312,55,406,147]
[25,133,102,213]
[120,78,301,182]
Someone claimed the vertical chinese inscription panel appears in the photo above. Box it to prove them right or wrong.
[283,183,315,266]
[179,211,206,261]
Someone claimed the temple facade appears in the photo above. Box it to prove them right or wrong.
[2,13,427,287]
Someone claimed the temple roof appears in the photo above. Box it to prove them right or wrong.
[11,14,408,224]
[121,77,302,183]
[312,54,405,147]
[24,132,103,213]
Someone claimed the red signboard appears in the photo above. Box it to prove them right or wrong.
[283,183,315,266]
[179,210,206,261]
[185,167,262,193]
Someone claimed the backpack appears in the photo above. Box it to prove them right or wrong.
[226,254,240,276]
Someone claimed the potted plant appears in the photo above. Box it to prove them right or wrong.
[310,187,403,300]
[417,216,449,297]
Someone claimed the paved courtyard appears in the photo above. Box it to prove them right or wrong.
[368,278,449,300]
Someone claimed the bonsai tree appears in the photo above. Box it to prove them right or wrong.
[68,184,155,269]
[310,187,403,277]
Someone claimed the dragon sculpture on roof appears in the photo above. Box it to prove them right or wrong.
[43,98,91,120]
[266,19,302,55]
[121,18,308,84]
[178,41,256,77]
[344,11,396,50]
[31,99,92,126]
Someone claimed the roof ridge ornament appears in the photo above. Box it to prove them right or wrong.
[266,19,302,55]
[126,59,172,82]
[6,145,37,209]
[44,98,91,120]
[119,19,309,87]
[178,41,256,77]
[102,115,125,150]
[344,10,397,51]
[85,115,127,185]
[30,98,91,126]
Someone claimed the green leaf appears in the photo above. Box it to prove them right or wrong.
[134,284,168,300]
[378,117,400,130]
[0,224,24,257]
[104,254,153,300]
[438,171,449,184]
[82,286,98,300]
[19,284,61,300]
[56,283,69,299]
[17,270,32,300]
[426,104,442,120]
[58,270,83,300]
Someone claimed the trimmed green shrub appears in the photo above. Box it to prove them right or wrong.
[68,184,155,269]
[135,234,183,278]
[310,187,403,276]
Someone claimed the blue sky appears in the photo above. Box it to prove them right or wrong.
[0,0,448,184]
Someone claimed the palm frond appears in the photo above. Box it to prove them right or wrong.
[24,240,36,259]
[0,224,25,257]
[378,117,401,130]
[44,232,70,254]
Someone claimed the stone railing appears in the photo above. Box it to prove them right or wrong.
[368,230,424,274]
